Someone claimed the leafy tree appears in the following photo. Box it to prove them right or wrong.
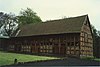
[0,8,42,37]
[0,12,18,37]
[91,25,100,58]
[0,12,5,27]
[97,31,100,37]
[17,8,42,25]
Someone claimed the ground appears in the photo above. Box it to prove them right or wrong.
[2,57,100,67]
[0,51,58,66]
[0,51,100,67]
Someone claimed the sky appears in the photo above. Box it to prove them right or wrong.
[0,0,100,30]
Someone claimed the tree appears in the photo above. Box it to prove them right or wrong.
[0,12,18,37]
[91,25,100,58]
[97,31,100,37]
[0,8,42,37]
[17,8,42,25]
[0,12,5,27]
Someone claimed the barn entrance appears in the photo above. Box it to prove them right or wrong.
[53,44,59,54]
[60,44,66,55]
[53,44,66,55]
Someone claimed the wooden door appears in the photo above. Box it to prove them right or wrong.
[60,44,66,54]
[53,44,59,54]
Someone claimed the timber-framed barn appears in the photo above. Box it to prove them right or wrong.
[0,15,93,58]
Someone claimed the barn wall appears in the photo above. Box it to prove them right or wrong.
[80,20,93,57]
[4,33,80,57]
[0,38,9,51]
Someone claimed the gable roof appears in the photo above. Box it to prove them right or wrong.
[16,15,88,37]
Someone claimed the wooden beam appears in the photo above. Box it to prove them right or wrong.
[58,37,61,54]
[74,36,76,55]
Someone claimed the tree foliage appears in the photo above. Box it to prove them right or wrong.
[0,8,42,37]
[0,12,18,37]
[91,25,100,58]
[17,8,42,25]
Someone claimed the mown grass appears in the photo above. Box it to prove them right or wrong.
[0,51,58,66]
[93,58,100,61]
[81,56,100,62]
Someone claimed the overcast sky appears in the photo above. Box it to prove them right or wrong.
[0,0,100,30]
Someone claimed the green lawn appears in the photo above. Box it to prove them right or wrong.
[0,51,58,66]
[81,56,100,62]
[93,58,100,62]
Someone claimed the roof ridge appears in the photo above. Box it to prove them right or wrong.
[43,14,88,23]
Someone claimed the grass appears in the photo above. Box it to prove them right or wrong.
[0,51,59,66]
[81,56,100,62]
[93,58,100,62]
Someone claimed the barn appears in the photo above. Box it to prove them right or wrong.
[0,15,93,58]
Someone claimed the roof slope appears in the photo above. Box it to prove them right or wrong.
[16,15,87,37]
